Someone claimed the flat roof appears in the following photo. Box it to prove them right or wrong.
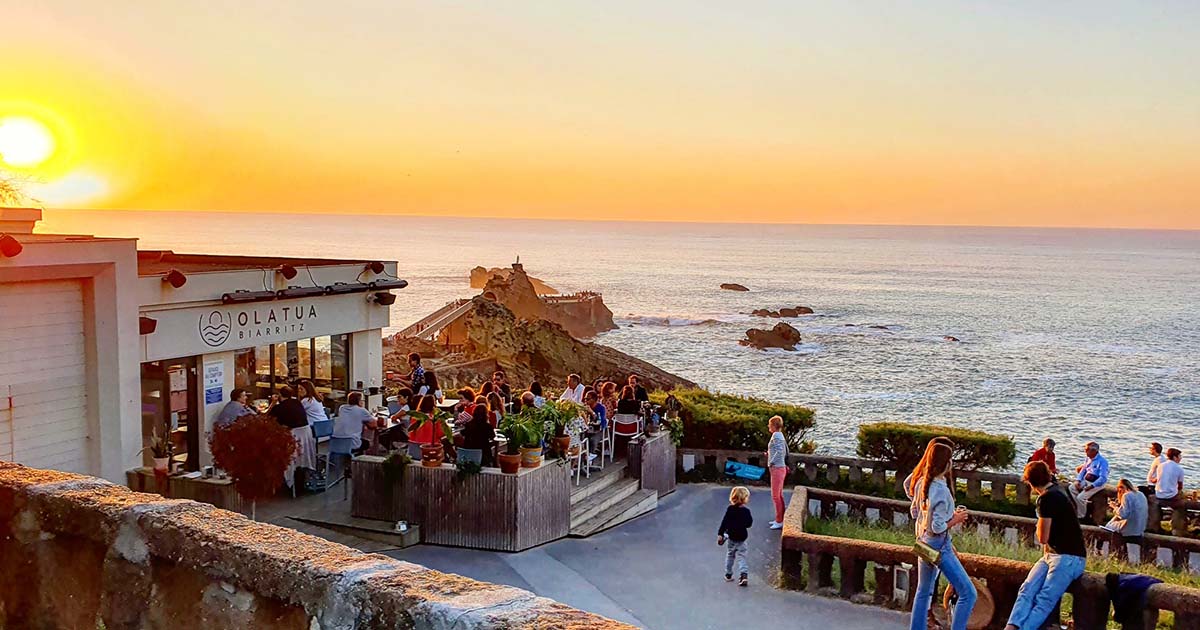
[137,250,383,276]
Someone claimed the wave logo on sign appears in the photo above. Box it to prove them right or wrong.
[199,311,233,347]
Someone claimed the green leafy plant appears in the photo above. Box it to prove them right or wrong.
[649,388,816,452]
[382,450,413,484]
[139,430,172,459]
[663,417,684,447]
[455,458,482,481]
[501,407,547,449]
[856,422,1016,473]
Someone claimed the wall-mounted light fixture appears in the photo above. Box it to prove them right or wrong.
[368,279,408,291]
[365,261,385,274]
[139,316,158,335]
[278,264,297,280]
[370,291,397,306]
[162,269,187,288]
[277,285,326,299]
[0,233,22,258]
[221,289,277,304]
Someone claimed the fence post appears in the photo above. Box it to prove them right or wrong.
[780,548,804,590]
[1070,582,1110,629]
[839,557,865,599]
[871,467,887,488]
[991,480,1007,502]
[873,564,894,605]
[805,462,819,482]
[966,477,982,499]
[1174,610,1200,630]
[1015,482,1030,504]
[807,552,833,593]
[849,465,863,483]
[826,464,841,484]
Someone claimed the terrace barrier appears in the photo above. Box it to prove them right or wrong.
[677,447,1198,535]
[0,462,629,629]
[779,486,1200,630]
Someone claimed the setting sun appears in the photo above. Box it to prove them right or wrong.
[0,115,55,168]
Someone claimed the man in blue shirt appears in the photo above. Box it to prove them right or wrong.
[1068,441,1109,521]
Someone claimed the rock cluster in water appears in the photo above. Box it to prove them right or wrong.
[740,322,803,351]
[720,283,750,291]
[751,306,814,318]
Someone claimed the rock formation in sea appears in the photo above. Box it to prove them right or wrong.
[480,263,617,338]
[739,322,803,351]
[720,283,750,291]
[452,297,694,391]
[751,306,815,318]
[469,265,557,295]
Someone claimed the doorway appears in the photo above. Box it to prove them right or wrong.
[140,357,200,472]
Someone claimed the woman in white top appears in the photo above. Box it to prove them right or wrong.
[298,380,326,426]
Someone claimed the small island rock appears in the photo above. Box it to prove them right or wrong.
[720,283,750,292]
[739,322,803,351]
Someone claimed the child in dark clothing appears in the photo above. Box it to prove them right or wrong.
[718,486,753,586]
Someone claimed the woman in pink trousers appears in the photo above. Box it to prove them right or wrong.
[766,415,787,529]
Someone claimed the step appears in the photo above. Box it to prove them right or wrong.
[289,514,421,549]
[569,488,658,538]
[570,478,640,529]
[569,461,627,506]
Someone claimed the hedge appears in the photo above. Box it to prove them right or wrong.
[650,388,816,452]
[856,422,1016,472]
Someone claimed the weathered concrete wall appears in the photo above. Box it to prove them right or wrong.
[0,462,633,630]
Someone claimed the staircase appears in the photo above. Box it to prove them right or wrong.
[568,461,658,537]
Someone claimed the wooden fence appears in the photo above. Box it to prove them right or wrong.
[351,456,570,552]
[780,487,1200,630]
[629,433,676,498]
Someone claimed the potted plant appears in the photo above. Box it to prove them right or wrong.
[409,409,454,468]
[382,450,413,485]
[545,401,580,458]
[497,414,525,474]
[455,458,482,482]
[141,431,172,472]
[518,409,547,468]
[208,414,297,520]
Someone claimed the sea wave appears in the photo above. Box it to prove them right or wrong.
[619,315,745,327]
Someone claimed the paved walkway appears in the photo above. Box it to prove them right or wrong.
[384,484,908,629]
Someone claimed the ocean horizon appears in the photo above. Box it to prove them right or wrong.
[41,209,1200,481]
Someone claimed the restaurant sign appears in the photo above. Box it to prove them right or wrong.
[142,293,386,362]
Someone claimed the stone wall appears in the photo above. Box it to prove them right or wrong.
[0,462,632,630]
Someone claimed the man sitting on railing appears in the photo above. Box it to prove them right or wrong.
[1068,441,1109,523]
[1005,461,1088,630]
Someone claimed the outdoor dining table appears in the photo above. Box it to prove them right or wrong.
[435,398,459,412]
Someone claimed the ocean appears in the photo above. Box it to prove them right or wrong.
[42,210,1200,481]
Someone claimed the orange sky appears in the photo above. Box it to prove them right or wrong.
[2,2,1199,229]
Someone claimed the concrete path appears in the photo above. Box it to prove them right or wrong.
[386,484,908,630]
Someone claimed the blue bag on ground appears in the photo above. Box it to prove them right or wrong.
[724,460,766,481]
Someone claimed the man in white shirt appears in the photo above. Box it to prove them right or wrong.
[559,373,585,403]
[1155,448,1187,536]
[1141,442,1166,495]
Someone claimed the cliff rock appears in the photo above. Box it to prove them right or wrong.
[458,297,694,392]
[740,322,803,351]
[481,263,616,338]
[470,265,557,295]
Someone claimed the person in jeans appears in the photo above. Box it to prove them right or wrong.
[1068,441,1109,521]
[1154,448,1186,535]
[1103,479,1147,558]
[1005,461,1088,630]
[765,415,788,530]
[717,486,753,587]
[909,441,976,630]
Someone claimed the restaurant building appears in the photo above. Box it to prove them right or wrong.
[0,208,401,482]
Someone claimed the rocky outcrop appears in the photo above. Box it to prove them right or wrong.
[751,306,814,318]
[740,322,803,351]
[943,336,960,342]
[470,265,557,295]
[481,263,616,338]
[720,283,750,292]
[456,297,694,392]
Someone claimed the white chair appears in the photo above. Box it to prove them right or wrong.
[568,433,588,485]
[612,413,642,445]
[593,418,613,469]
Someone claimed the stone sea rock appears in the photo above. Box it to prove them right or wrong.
[480,263,616,338]
[739,322,803,351]
[943,336,960,342]
[720,283,750,292]
[752,306,814,318]
[470,265,557,295]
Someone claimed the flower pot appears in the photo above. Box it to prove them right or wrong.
[152,457,169,472]
[520,446,543,468]
[420,443,444,468]
[552,436,571,457]
[497,451,522,474]
[645,422,660,436]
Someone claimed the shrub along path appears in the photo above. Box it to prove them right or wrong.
[387,484,906,629]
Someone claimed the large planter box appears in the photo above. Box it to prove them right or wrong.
[351,456,571,552]
[126,467,245,515]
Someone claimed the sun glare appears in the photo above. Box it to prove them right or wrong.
[0,116,57,168]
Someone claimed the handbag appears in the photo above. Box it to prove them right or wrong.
[914,538,942,565]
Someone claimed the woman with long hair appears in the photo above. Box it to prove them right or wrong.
[408,395,442,446]
[616,385,641,415]
[461,403,496,467]
[600,381,619,420]
[909,441,976,630]
[297,380,326,426]
[905,436,957,499]
[486,392,505,427]
[528,381,546,408]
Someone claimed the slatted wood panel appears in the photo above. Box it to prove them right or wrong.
[125,468,246,515]
[0,280,89,473]
[351,457,571,551]
[628,433,677,498]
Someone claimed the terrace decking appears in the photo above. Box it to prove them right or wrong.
[569,461,658,537]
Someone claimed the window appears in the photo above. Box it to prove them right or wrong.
[243,335,350,405]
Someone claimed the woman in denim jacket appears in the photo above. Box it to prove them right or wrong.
[909,442,977,630]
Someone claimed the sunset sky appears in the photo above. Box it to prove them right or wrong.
[2,2,1199,228]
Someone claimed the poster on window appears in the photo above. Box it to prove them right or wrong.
[203,361,224,405]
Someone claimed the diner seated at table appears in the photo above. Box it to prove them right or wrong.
[408,395,445,446]
[616,385,642,415]
[486,392,505,427]
[559,373,585,403]
[479,381,496,398]
[528,382,546,408]
[334,391,378,455]
[268,386,309,429]
[583,389,607,453]
[215,388,256,427]
[461,404,497,467]
[298,380,326,426]
[492,370,512,403]
[388,387,414,423]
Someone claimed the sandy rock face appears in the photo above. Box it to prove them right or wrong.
[469,265,557,294]
[740,322,803,350]
[481,264,616,338]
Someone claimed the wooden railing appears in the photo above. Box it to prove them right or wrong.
[678,446,1199,535]
[780,487,1200,630]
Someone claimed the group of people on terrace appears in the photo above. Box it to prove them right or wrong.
[1028,437,1189,543]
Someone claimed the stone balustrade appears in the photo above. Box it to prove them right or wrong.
[677,446,1199,536]
[0,462,631,630]
[780,486,1200,630]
